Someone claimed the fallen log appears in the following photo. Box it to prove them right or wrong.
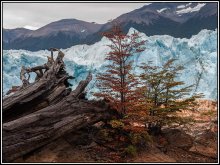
[3,95,112,162]
[2,49,115,162]
[3,49,71,122]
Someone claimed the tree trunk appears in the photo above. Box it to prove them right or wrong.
[3,98,111,162]
[3,49,69,122]
[2,49,115,162]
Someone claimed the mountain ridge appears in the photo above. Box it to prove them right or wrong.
[3,2,217,51]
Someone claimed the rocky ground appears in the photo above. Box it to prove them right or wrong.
[14,99,218,163]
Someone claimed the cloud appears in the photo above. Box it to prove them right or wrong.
[3,2,146,29]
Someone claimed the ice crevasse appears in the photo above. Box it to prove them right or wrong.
[3,28,217,100]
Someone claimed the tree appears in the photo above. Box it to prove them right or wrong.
[94,25,145,116]
[93,26,149,155]
[139,59,203,134]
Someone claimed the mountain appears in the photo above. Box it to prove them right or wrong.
[26,19,102,38]
[3,19,103,51]
[3,28,32,43]
[3,2,217,51]
[85,2,217,44]
[177,3,217,37]
[3,28,217,100]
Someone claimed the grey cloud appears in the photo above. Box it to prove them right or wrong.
[3,3,147,29]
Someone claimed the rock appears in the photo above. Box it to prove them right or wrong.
[127,146,176,162]
[195,129,217,145]
[189,145,217,159]
[81,141,97,149]
[93,121,105,128]
[189,129,217,158]
[162,129,193,150]
[211,123,218,133]
[196,100,217,111]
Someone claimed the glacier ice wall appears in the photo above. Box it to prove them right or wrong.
[3,28,217,100]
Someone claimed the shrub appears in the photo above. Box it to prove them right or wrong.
[124,145,137,157]
[130,131,152,148]
[110,119,125,129]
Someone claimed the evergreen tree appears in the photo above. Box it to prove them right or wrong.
[139,59,203,134]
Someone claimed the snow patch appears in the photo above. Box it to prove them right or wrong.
[24,25,39,30]
[144,3,152,6]
[177,5,186,9]
[176,3,206,14]
[177,3,192,9]
[157,8,168,13]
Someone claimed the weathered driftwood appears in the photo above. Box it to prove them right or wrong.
[3,49,69,122]
[2,49,114,162]
[3,73,112,162]
[20,66,30,87]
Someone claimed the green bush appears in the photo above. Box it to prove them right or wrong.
[124,145,137,157]
[130,131,152,148]
[109,119,125,129]
[97,128,113,142]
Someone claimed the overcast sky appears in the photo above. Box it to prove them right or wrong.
[3,3,148,30]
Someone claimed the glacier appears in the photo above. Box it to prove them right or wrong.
[3,28,217,100]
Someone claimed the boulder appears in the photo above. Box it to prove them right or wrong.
[162,129,193,150]
[189,129,217,158]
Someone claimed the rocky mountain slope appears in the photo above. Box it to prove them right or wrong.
[3,2,217,50]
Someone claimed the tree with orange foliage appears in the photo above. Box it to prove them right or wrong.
[94,25,146,117]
